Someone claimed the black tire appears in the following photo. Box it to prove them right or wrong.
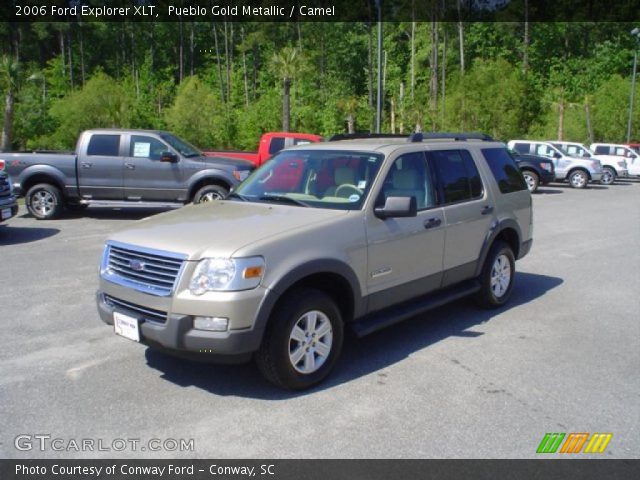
[522,170,540,193]
[192,184,229,203]
[475,241,516,309]
[568,169,589,189]
[600,166,616,186]
[25,183,64,220]
[256,289,344,390]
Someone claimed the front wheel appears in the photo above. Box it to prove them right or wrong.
[475,241,516,309]
[522,170,540,193]
[568,170,589,189]
[25,183,64,220]
[256,289,344,390]
[193,184,229,203]
[600,167,616,186]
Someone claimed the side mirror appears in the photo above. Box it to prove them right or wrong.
[584,152,591,158]
[553,152,562,159]
[160,151,178,163]
[374,196,417,219]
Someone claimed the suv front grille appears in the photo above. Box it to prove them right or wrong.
[102,242,187,296]
[104,294,167,324]
[0,176,10,198]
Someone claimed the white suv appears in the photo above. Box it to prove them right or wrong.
[590,143,640,178]
[507,140,603,188]
[552,141,628,185]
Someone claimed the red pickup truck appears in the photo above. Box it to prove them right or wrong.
[204,132,322,167]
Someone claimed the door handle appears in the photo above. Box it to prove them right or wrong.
[125,163,136,170]
[423,218,442,229]
[81,162,92,169]
[481,205,494,215]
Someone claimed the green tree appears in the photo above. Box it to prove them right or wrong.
[592,75,639,142]
[1,55,19,151]
[271,46,303,132]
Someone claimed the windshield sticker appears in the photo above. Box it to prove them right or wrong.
[348,194,360,202]
[357,180,366,189]
[133,142,151,157]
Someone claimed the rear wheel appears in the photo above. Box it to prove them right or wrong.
[193,184,229,203]
[600,167,616,186]
[25,183,64,220]
[256,289,344,390]
[568,170,589,189]
[522,170,540,193]
[475,241,516,308]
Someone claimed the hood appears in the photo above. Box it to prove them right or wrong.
[108,201,347,260]
[200,155,254,170]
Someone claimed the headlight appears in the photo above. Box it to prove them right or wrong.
[189,257,265,295]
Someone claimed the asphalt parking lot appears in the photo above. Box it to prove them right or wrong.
[0,179,639,459]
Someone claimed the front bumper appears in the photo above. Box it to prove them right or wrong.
[590,172,603,182]
[96,282,268,362]
[540,171,555,185]
[617,169,629,178]
[0,195,18,222]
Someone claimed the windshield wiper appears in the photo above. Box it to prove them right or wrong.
[227,192,247,201]
[258,194,309,207]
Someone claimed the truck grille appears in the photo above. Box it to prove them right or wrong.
[101,242,187,296]
[0,176,10,198]
[104,294,167,324]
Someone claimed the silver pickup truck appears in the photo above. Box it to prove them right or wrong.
[3,129,254,219]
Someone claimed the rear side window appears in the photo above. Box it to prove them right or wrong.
[593,145,609,155]
[268,137,286,155]
[482,148,527,194]
[87,135,120,157]
[513,142,530,154]
[430,150,483,204]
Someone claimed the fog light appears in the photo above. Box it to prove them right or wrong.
[193,316,229,332]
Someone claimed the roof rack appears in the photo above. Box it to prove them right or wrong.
[327,132,494,142]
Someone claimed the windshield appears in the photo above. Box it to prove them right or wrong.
[159,133,201,157]
[233,149,385,210]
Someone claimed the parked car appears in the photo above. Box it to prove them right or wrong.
[0,170,18,224]
[590,143,640,178]
[551,141,627,185]
[507,140,602,188]
[204,132,322,167]
[510,151,555,192]
[4,129,255,220]
[626,143,640,154]
[97,132,533,390]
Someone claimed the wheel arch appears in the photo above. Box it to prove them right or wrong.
[474,220,522,277]
[254,259,364,335]
[188,174,232,202]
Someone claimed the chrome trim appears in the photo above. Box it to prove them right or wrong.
[103,294,167,324]
[100,240,188,297]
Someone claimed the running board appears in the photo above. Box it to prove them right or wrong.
[351,279,481,338]
[76,200,184,209]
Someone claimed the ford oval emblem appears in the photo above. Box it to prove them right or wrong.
[129,259,145,272]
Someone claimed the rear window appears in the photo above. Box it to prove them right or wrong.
[482,148,527,194]
[87,135,120,157]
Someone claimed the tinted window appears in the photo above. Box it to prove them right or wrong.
[513,143,530,154]
[431,150,483,204]
[482,148,527,194]
[87,135,120,156]
[130,135,168,161]
[593,145,609,155]
[268,137,286,155]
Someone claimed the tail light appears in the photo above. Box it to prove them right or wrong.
[540,163,553,172]
[0,159,5,171]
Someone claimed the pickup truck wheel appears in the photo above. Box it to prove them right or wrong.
[256,289,344,390]
[600,167,615,185]
[193,184,229,203]
[475,241,515,309]
[26,183,64,220]
[568,170,588,189]
[522,170,539,193]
